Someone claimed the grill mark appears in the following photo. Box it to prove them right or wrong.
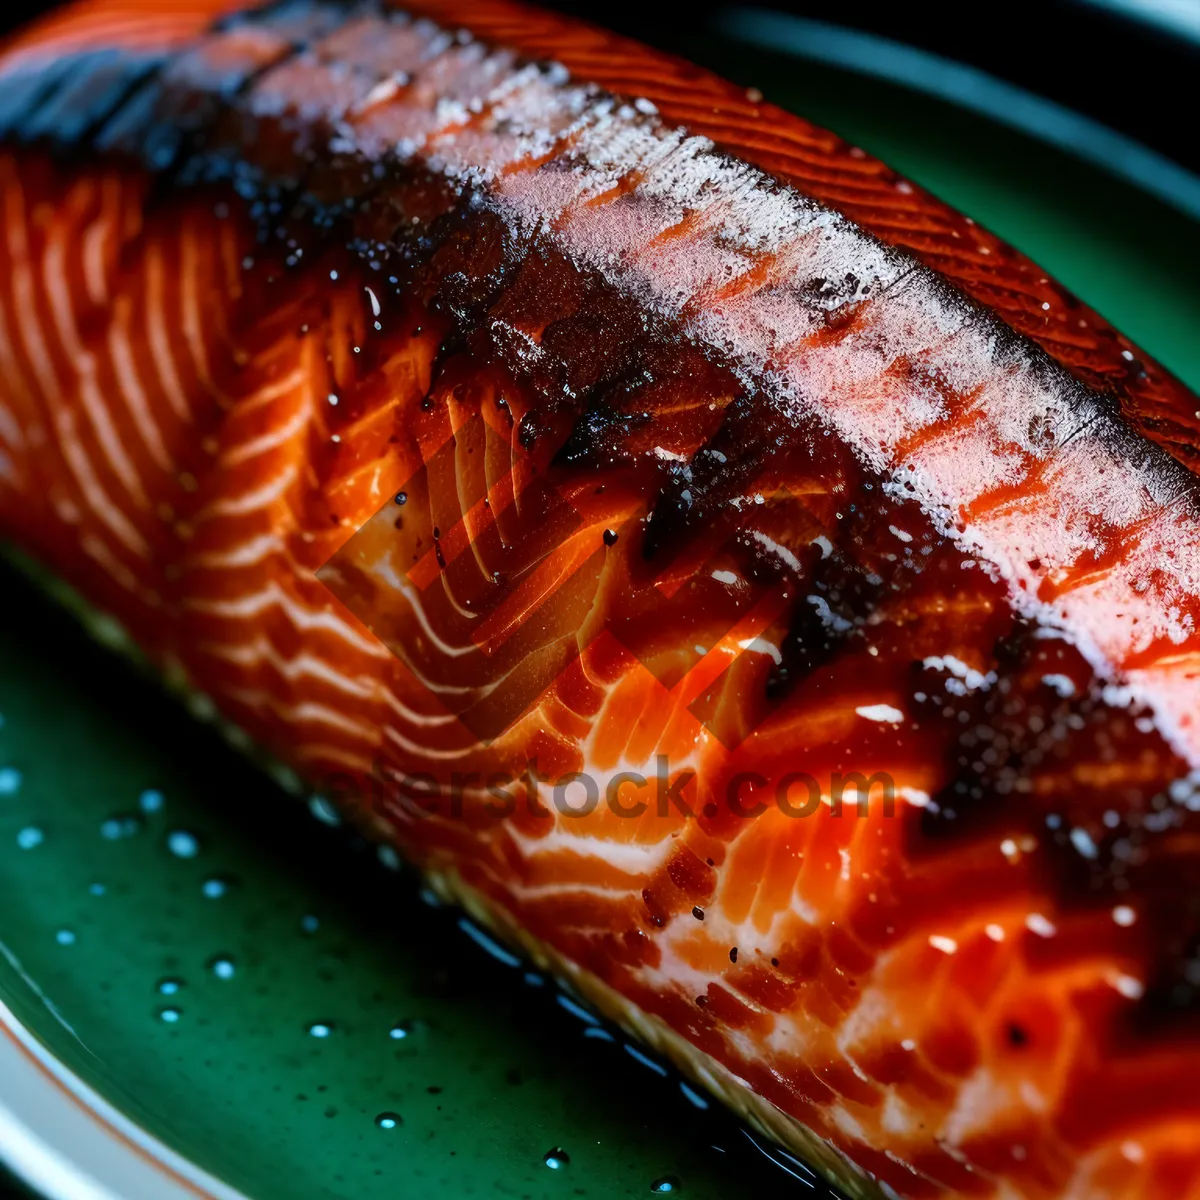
[0,57,100,143]
[96,4,364,177]
[18,49,165,148]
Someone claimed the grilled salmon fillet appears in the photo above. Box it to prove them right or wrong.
[1,2,1199,1196]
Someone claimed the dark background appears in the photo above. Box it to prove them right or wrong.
[0,0,1193,1197]
[0,1173,29,1199]
[554,0,1200,179]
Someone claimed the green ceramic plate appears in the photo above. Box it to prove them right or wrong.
[1,13,1198,1200]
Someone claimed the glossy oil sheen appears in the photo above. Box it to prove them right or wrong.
[0,36,1196,1200]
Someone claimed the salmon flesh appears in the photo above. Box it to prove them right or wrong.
[0,3,1199,1197]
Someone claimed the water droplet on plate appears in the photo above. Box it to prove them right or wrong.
[202,876,234,899]
[308,795,340,826]
[544,1148,570,1170]
[166,830,200,859]
[388,1019,417,1041]
[375,1112,402,1130]
[158,1007,182,1024]
[0,767,22,796]
[55,929,75,946]
[209,956,236,981]
[139,789,165,814]
[100,813,142,840]
[16,826,43,850]
[300,914,320,935]
[307,1022,334,1039]
[157,978,184,996]
[89,882,106,897]
[651,1176,681,1194]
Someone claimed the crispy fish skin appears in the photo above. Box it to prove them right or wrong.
[1,3,1199,1197]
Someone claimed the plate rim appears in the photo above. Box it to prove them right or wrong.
[0,993,250,1200]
